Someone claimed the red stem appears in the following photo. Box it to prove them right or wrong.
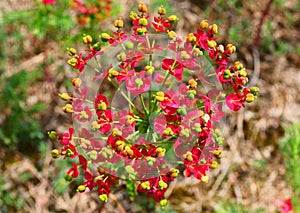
[253,0,274,47]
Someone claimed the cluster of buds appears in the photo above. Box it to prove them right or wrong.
[51,3,259,208]
[70,0,112,26]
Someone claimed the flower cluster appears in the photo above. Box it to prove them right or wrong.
[70,0,112,26]
[50,3,259,207]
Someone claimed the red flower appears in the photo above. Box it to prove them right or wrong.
[225,93,244,111]
[74,53,87,72]
[98,110,113,134]
[61,143,78,159]
[126,71,151,96]
[94,94,109,117]
[58,128,74,145]
[152,17,170,32]
[74,106,92,123]
[275,198,293,213]
[43,0,56,5]
[162,58,184,80]
[108,31,128,46]
[67,163,79,178]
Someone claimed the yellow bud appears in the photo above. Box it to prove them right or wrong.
[199,19,209,30]
[246,93,255,103]
[213,150,222,159]
[72,78,82,88]
[97,101,107,110]
[163,127,174,136]
[83,34,92,44]
[159,180,168,189]
[155,91,165,102]
[167,30,177,39]
[99,194,108,202]
[168,15,179,22]
[51,149,60,159]
[207,40,217,48]
[138,2,147,13]
[250,87,260,96]
[63,104,73,113]
[100,33,111,42]
[58,93,72,101]
[183,151,193,162]
[238,69,247,77]
[169,168,179,178]
[188,79,197,88]
[226,44,236,54]
[114,17,124,28]
[112,128,122,136]
[186,33,196,43]
[156,147,166,157]
[141,181,150,190]
[208,24,218,34]
[130,11,138,20]
[136,27,147,35]
[201,175,209,183]
[138,17,148,26]
[158,5,166,15]
[77,185,86,193]
[68,58,77,67]
[67,47,77,56]
[210,161,219,169]
[91,121,100,131]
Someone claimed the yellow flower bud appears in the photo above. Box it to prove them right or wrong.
[158,5,166,15]
[63,104,73,113]
[130,11,138,20]
[226,44,236,54]
[186,33,196,43]
[138,2,147,13]
[58,93,72,101]
[155,91,165,102]
[67,48,77,56]
[114,17,124,28]
[188,79,197,88]
[213,150,222,159]
[207,40,217,48]
[100,33,111,42]
[246,93,255,103]
[72,78,82,88]
[77,185,86,193]
[68,58,77,67]
[167,30,177,39]
[168,15,179,22]
[83,34,92,44]
[210,161,219,169]
[208,24,218,34]
[51,149,60,159]
[141,181,151,190]
[199,19,209,30]
[201,175,209,183]
[138,17,148,26]
[163,127,174,136]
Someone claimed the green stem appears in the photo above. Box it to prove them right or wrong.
[108,78,137,110]
[139,94,149,116]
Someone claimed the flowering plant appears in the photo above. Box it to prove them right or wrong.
[49,3,259,207]
[70,0,112,26]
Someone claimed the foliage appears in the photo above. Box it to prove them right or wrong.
[279,123,300,212]
[0,70,45,153]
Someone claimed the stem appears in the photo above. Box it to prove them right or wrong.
[139,94,149,116]
[252,0,274,47]
[108,78,137,110]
